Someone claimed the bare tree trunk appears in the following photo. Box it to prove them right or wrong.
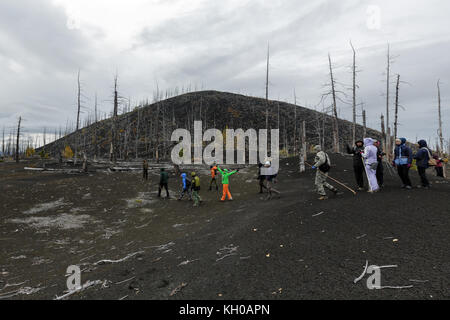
[328,53,340,153]
[362,109,367,138]
[293,89,297,155]
[111,74,119,164]
[135,107,140,159]
[2,126,5,156]
[437,80,446,178]
[385,44,392,161]
[75,70,81,165]
[265,43,270,130]
[393,74,400,145]
[350,42,357,146]
[300,121,306,173]
[16,117,21,163]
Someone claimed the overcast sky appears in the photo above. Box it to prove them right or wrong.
[1,0,449,147]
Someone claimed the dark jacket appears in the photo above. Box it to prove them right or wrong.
[160,170,169,184]
[414,140,431,168]
[346,141,364,167]
[376,146,387,164]
[394,138,413,165]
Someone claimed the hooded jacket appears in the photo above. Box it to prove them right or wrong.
[191,174,200,191]
[362,138,378,165]
[346,140,364,166]
[181,173,191,190]
[394,138,413,165]
[217,167,237,185]
[414,140,431,168]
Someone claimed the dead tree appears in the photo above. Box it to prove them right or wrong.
[385,44,394,161]
[350,41,358,146]
[135,107,141,159]
[76,70,81,132]
[299,120,306,173]
[393,74,400,144]
[293,89,298,155]
[111,74,119,163]
[362,109,367,138]
[74,70,82,164]
[328,53,340,153]
[437,80,446,178]
[265,43,270,130]
[2,126,4,156]
[16,117,21,163]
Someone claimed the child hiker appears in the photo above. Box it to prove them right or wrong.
[217,165,239,201]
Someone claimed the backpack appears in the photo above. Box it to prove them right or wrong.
[319,154,331,173]
[423,148,437,166]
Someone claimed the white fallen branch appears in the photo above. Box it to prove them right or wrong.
[354,260,369,284]
[312,211,324,217]
[115,277,135,285]
[170,283,187,297]
[93,251,144,266]
[24,167,45,171]
[178,259,199,266]
[55,280,103,300]
[373,285,414,290]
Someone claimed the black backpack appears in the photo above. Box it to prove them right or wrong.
[319,156,331,173]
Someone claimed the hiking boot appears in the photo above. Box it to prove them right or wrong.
[318,196,328,200]
[401,185,406,189]
[405,186,412,190]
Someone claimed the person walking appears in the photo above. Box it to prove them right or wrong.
[346,140,365,190]
[209,165,219,191]
[191,172,201,206]
[143,160,149,181]
[178,172,192,200]
[414,140,432,189]
[257,162,268,194]
[217,166,238,201]
[433,154,445,178]
[158,168,170,198]
[362,138,380,193]
[393,138,413,189]
[374,140,385,188]
[312,145,338,200]
[263,161,281,200]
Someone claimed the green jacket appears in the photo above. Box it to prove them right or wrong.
[217,167,237,185]
[191,176,200,191]
[160,171,169,184]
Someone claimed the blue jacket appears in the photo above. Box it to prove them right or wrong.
[394,138,413,165]
[414,140,431,168]
[181,173,189,189]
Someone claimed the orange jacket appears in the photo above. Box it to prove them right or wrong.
[211,166,217,178]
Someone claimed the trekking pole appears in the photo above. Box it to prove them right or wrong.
[383,158,395,176]
[305,162,357,195]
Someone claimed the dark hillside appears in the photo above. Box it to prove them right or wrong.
[39,91,382,160]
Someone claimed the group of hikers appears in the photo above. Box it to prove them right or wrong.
[141,159,281,206]
[141,137,446,205]
[312,137,447,200]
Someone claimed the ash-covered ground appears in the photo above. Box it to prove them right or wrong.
[0,155,449,300]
